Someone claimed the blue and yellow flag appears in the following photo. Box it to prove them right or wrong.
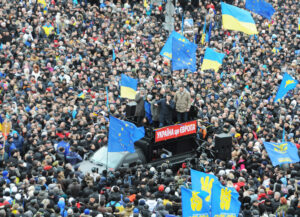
[274,72,298,102]
[0,116,3,132]
[172,38,197,72]
[298,18,300,31]
[201,47,225,72]
[120,74,138,100]
[77,92,85,99]
[221,2,258,35]
[205,22,212,43]
[181,187,210,217]
[38,0,46,7]
[108,116,145,153]
[144,101,152,124]
[160,31,191,60]
[245,0,275,20]
[191,169,221,203]
[263,142,300,166]
[201,17,206,45]
[42,24,54,37]
[211,183,241,217]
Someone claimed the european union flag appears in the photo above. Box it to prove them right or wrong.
[144,101,152,124]
[181,187,210,217]
[246,0,275,20]
[211,183,241,217]
[191,169,221,203]
[263,142,300,166]
[108,116,145,153]
[274,73,298,102]
[160,31,191,60]
[172,38,197,72]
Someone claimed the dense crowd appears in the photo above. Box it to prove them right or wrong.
[0,0,299,216]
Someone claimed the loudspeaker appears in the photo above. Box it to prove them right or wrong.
[126,102,136,118]
[215,133,232,161]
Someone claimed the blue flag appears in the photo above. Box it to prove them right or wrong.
[108,116,145,153]
[191,169,221,203]
[245,0,275,20]
[181,187,210,217]
[211,183,241,217]
[57,141,70,155]
[160,31,191,60]
[205,22,212,43]
[112,49,116,61]
[144,101,152,124]
[274,73,298,102]
[172,38,197,72]
[263,142,300,166]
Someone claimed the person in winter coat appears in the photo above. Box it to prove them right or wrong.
[134,89,146,126]
[151,94,161,128]
[12,133,24,154]
[66,147,82,165]
[155,94,175,127]
[276,197,289,217]
[174,84,191,123]
[67,178,81,198]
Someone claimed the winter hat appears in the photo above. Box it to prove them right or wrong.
[133,208,139,213]
[158,185,164,192]
[84,209,90,214]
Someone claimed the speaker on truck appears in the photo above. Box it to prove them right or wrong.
[125,101,136,118]
[214,133,232,161]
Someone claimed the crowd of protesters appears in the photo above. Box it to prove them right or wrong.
[0,0,299,216]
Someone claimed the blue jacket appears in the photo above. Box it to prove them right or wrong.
[66,152,82,165]
[13,135,24,151]
[157,98,175,123]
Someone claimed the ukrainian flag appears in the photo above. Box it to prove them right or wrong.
[221,2,258,35]
[298,17,300,31]
[201,48,225,72]
[38,0,46,7]
[0,116,3,132]
[120,74,138,100]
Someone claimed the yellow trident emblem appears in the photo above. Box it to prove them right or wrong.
[285,80,296,88]
[190,191,202,211]
[220,188,231,210]
[200,176,214,202]
[272,143,288,154]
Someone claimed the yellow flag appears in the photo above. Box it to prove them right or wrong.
[144,0,148,8]
[38,0,46,7]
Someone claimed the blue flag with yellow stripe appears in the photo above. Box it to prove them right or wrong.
[221,2,258,35]
[274,72,298,102]
[181,187,210,217]
[172,38,197,72]
[263,142,300,166]
[120,74,138,100]
[201,47,225,73]
[108,116,145,153]
[211,183,241,217]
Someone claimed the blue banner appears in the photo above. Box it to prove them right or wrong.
[181,187,210,217]
[263,142,300,166]
[191,169,221,203]
[211,183,241,217]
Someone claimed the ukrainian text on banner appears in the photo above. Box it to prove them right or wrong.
[155,121,197,142]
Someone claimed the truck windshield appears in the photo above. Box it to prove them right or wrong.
[89,146,127,169]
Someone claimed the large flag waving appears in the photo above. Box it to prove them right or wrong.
[108,116,145,153]
[245,0,275,20]
[172,38,197,72]
[211,183,241,217]
[120,74,138,100]
[160,31,191,60]
[191,169,221,203]
[263,142,300,166]
[274,72,298,102]
[201,48,225,72]
[181,187,210,217]
[221,2,258,35]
